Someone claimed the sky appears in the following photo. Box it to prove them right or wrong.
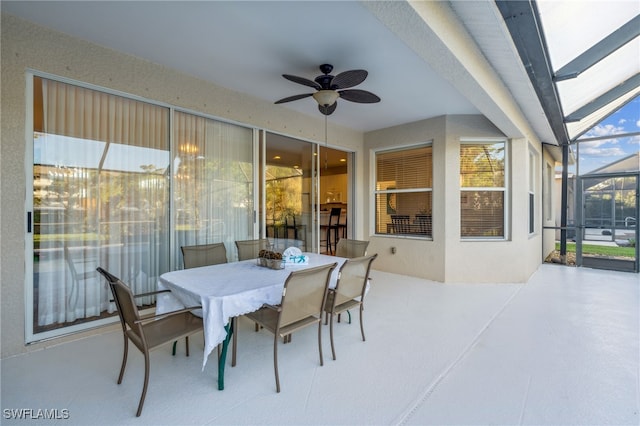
[537,0,639,175]
[574,96,640,174]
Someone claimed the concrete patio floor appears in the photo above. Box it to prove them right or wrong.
[1,264,638,425]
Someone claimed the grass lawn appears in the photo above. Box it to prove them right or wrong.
[555,242,636,258]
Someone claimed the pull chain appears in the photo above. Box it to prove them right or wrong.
[324,113,328,170]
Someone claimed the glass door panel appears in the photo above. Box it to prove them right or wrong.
[318,146,351,254]
[30,76,170,340]
[173,112,254,265]
[263,133,316,253]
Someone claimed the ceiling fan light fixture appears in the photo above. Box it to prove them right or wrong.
[312,90,339,106]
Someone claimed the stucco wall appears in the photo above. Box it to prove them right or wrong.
[365,115,544,283]
[364,116,447,281]
[0,14,363,358]
[1,12,549,358]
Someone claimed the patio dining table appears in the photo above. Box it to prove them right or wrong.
[156,252,346,390]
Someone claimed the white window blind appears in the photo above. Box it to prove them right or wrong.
[460,142,506,238]
[374,145,432,237]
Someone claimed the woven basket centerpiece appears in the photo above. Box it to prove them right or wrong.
[257,250,284,270]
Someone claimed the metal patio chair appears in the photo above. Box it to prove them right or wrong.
[335,238,369,258]
[245,262,338,392]
[96,267,202,417]
[324,254,377,360]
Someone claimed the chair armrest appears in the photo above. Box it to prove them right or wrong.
[133,289,171,298]
[109,289,170,303]
[262,303,282,312]
[135,306,202,324]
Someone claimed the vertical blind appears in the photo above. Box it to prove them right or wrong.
[173,111,254,267]
[33,76,170,332]
[30,76,254,340]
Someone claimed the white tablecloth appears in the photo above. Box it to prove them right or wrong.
[156,253,345,369]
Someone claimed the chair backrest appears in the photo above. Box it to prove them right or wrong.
[181,243,227,269]
[335,238,369,258]
[333,254,377,307]
[279,262,337,328]
[96,267,145,346]
[64,245,98,279]
[391,214,411,233]
[235,239,270,261]
[284,215,296,227]
[328,207,342,226]
[414,214,432,236]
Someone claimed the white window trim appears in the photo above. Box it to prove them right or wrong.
[24,71,258,343]
[459,138,510,241]
[528,146,538,236]
[370,142,433,239]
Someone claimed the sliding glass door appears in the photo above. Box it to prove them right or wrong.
[263,132,316,252]
[30,76,171,339]
[173,112,254,267]
[28,75,255,341]
[263,132,353,254]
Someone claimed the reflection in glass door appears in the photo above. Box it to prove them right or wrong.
[318,145,351,254]
[578,174,638,272]
[29,76,171,341]
[263,133,317,253]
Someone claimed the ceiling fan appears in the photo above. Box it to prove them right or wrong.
[275,64,381,115]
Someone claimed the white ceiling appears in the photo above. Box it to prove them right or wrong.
[2,0,551,139]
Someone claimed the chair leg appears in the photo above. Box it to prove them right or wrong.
[329,312,336,360]
[136,351,150,417]
[118,336,129,385]
[317,320,324,366]
[273,334,280,393]
[326,228,331,254]
[231,317,237,367]
[172,341,177,356]
[185,336,190,357]
[359,304,366,341]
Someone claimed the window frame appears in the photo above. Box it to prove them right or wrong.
[25,71,257,343]
[372,142,433,239]
[544,160,553,222]
[528,146,538,236]
[459,138,509,241]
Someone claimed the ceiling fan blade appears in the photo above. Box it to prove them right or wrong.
[318,102,337,116]
[330,69,368,89]
[338,89,381,103]
[282,74,321,90]
[274,93,313,104]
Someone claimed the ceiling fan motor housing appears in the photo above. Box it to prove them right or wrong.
[316,64,335,89]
